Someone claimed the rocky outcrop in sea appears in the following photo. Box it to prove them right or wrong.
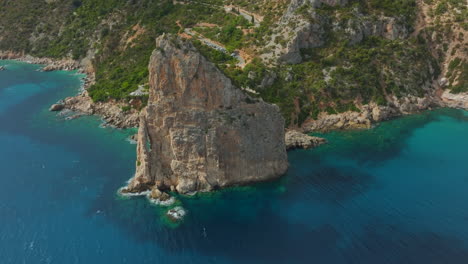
[123,34,288,195]
[49,103,65,112]
[285,130,327,150]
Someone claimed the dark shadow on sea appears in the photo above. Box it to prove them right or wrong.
[85,108,468,263]
[3,77,468,264]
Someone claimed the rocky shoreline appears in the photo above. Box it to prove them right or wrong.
[300,89,468,133]
[441,90,468,110]
[61,92,140,128]
[0,51,82,72]
[286,88,468,149]
[2,51,466,135]
[3,47,467,223]
[301,94,436,132]
[285,130,327,150]
[0,51,140,129]
[0,51,95,89]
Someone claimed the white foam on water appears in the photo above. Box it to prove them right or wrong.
[167,206,187,220]
[125,137,137,145]
[147,195,176,207]
[117,187,150,197]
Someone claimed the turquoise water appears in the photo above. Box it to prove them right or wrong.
[1,60,468,264]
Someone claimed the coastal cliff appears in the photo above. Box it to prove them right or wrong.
[0,0,465,208]
[1,0,465,132]
[123,35,288,194]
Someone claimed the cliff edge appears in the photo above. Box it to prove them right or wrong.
[123,34,288,194]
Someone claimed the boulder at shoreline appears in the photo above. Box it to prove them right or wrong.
[49,103,65,112]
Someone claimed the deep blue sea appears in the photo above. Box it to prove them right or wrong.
[1,60,468,264]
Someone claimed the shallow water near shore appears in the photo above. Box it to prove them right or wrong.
[1,60,468,264]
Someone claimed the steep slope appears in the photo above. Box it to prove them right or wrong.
[123,35,288,194]
[0,0,73,53]
[0,0,466,129]
[417,0,467,92]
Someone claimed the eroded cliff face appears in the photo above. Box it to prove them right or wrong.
[124,35,288,194]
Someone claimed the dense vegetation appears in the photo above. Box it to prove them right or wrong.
[214,36,437,126]
[203,0,439,125]
[0,0,465,126]
[0,0,233,102]
[0,0,73,52]
[193,15,251,52]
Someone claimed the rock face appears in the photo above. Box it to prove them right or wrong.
[441,90,468,110]
[125,35,288,194]
[285,130,327,150]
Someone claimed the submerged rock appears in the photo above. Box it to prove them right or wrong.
[167,206,187,221]
[285,130,327,150]
[125,34,288,195]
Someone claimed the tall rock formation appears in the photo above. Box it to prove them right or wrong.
[124,34,288,194]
